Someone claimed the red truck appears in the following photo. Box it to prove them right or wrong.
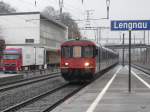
[3,48,22,73]
[3,46,45,73]
[0,59,3,71]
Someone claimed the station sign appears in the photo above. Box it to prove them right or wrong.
[111,20,150,31]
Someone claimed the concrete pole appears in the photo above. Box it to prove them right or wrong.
[122,33,125,66]
[148,31,149,45]
[129,30,132,93]
[144,31,146,44]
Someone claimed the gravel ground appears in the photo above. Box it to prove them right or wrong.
[16,85,80,112]
[0,69,60,86]
[22,69,60,79]
[0,75,66,111]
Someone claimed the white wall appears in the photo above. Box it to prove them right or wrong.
[40,19,67,49]
[0,13,68,51]
[0,13,40,44]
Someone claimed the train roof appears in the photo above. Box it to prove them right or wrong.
[61,39,101,46]
[102,47,118,54]
[61,39,118,55]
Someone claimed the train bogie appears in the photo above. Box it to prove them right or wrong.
[61,68,95,82]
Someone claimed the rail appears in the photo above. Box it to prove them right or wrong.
[0,73,60,92]
[132,64,150,75]
[2,84,69,112]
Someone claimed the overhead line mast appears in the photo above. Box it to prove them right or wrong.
[59,0,84,15]
[59,0,64,15]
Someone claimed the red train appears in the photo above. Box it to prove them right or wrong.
[60,39,119,82]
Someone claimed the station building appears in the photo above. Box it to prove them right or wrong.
[0,12,68,67]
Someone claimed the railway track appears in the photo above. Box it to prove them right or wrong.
[22,69,60,79]
[132,64,150,75]
[1,65,115,112]
[0,73,65,111]
[0,65,117,111]
[2,83,87,112]
[0,72,60,92]
[0,70,60,87]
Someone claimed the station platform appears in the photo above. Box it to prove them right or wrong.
[52,65,150,112]
[0,72,23,85]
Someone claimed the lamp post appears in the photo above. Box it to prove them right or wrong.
[106,0,110,19]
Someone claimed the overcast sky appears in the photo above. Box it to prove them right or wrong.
[3,0,150,43]
[3,0,150,26]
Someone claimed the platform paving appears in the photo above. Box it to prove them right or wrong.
[52,65,150,112]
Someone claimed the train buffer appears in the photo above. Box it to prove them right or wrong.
[52,65,150,112]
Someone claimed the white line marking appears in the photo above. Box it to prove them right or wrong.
[125,66,150,89]
[134,68,150,78]
[131,70,150,89]
[142,73,150,78]
[86,66,122,112]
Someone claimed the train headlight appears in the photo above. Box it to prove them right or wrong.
[65,62,69,66]
[84,62,90,67]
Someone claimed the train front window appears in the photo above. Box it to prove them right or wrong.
[83,46,94,57]
[62,46,94,58]
[62,47,72,58]
[73,46,81,58]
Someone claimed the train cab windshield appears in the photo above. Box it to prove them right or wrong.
[62,46,95,58]
[82,46,94,57]
[61,47,72,58]
[73,46,82,58]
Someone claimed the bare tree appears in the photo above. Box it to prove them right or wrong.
[0,1,15,64]
[42,6,57,18]
[59,12,81,39]
[0,1,15,51]
[42,7,81,39]
[0,27,5,62]
[0,39,5,67]
[0,1,16,13]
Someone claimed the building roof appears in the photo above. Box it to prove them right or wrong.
[0,11,67,29]
[40,12,67,29]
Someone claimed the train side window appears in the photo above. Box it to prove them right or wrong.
[102,49,105,60]
[106,51,108,59]
[95,48,98,56]
[104,50,106,60]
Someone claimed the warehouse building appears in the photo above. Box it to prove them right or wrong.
[0,12,68,68]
